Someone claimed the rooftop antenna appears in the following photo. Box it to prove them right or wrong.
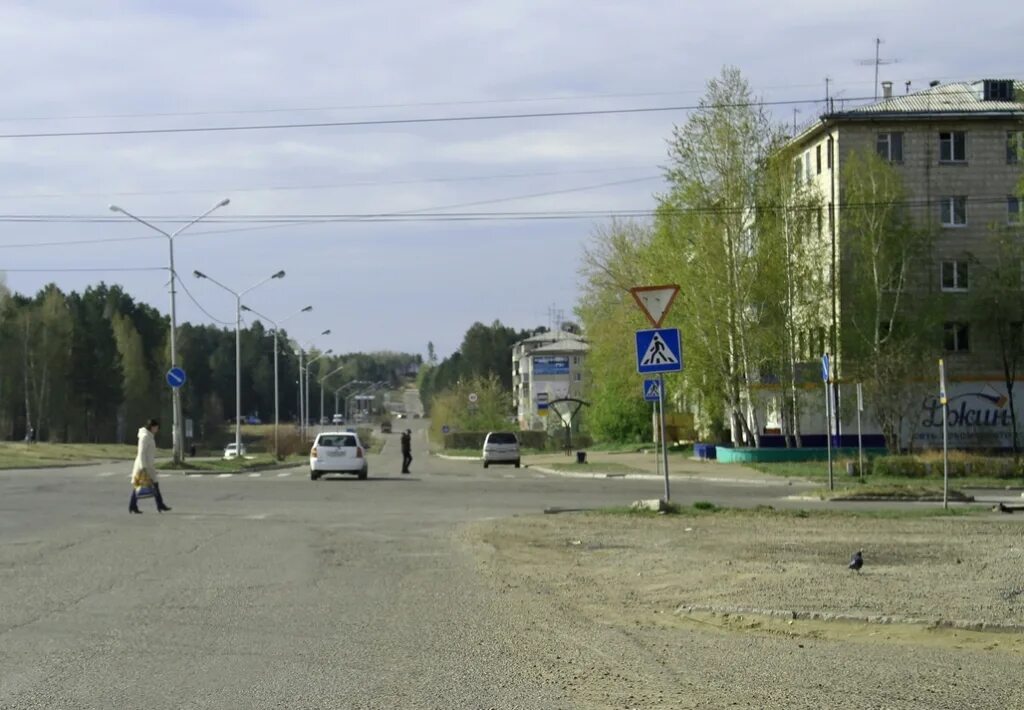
[792,107,801,135]
[856,37,900,100]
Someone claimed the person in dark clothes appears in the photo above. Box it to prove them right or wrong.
[400,430,412,474]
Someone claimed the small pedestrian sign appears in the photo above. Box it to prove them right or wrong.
[821,354,830,383]
[643,379,661,402]
[166,367,186,389]
[635,328,682,374]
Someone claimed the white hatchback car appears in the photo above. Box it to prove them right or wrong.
[223,442,247,460]
[310,431,368,480]
[482,431,521,469]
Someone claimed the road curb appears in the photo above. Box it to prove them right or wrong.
[432,453,481,461]
[529,465,808,486]
[163,462,303,476]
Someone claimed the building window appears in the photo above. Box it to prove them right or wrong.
[804,152,812,182]
[827,137,833,169]
[793,158,802,185]
[1009,132,1023,164]
[876,132,903,162]
[940,196,967,227]
[574,373,582,382]
[939,131,966,163]
[941,261,969,291]
[816,145,822,174]
[944,323,970,353]
[1010,196,1022,225]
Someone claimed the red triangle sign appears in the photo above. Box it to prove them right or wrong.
[630,285,680,328]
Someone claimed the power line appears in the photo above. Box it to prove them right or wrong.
[0,165,658,201]
[0,266,166,272]
[174,272,234,326]
[0,96,873,140]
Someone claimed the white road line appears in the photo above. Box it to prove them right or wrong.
[218,473,232,478]
[502,474,515,479]
[248,472,261,478]
[276,472,290,478]
[98,471,116,477]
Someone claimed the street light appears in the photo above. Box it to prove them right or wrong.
[109,198,230,464]
[293,333,331,440]
[318,364,348,424]
[305,348,333,436]
[346,381,385,422]
[334,380,369,417]
[240,304,313,459]
[193,269,286,458]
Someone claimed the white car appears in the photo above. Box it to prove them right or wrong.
[310,431,368,480]
[482,431,521,468]
[331,413,345,425]
[223,442,247,460]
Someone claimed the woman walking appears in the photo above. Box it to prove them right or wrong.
[130,418,172,514]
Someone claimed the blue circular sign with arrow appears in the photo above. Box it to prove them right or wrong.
[166,367,187,389]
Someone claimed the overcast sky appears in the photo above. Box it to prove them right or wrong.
[1,0,1021,358]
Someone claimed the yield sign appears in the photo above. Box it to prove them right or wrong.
[630,285,680,328]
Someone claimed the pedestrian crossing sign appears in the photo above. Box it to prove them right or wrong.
[643,379,661,402]
[635,328,683,374]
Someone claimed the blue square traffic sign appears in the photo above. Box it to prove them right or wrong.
[643,379,662,402]
[635,328,683,374]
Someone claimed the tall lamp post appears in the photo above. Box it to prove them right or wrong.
[109,198,230,464]
[193,269,286,458]
[294,335,331,440]
[334,380,369,417]
[240,304,313,460]
[319,364,347,424]
[304,349,333,436]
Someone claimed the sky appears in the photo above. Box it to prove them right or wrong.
[1,0,1021,358]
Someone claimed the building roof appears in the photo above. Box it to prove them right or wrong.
[829,80,1024,119]
[530,339,589,355]
[792,79,1024,145]
[516,329,586,346]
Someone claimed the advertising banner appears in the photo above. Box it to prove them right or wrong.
[533,356,570,376]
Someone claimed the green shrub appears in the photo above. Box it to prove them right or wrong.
[872,455,928,477]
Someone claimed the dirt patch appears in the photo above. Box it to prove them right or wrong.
[462,511,1024,709]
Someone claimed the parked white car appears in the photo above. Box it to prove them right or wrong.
[223,442,247,460]
[310,431,368,480]
[482,431,520,468]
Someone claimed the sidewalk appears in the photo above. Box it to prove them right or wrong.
[523,450,804,484]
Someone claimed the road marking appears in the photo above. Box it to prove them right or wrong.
[277,472,290,477]
[502,474,515,479]
[248,472,261,478]
[218,473,232,478]
[98,471,117,477]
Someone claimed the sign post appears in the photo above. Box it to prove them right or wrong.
[940,359,949,510]
[822,354,833,492]
[632,284,682,504]
[856,383,864,479]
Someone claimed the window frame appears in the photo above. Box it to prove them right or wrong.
[1009,131,1023,165]
[940,196,968,227]
[816,145,822,174]
[938,131,967,163]
[943,322,970,353]
[940,260,969,292]
[876,132,904,162]
[1009,196,1022,226]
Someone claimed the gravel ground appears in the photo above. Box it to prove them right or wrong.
[463,511,1024,709]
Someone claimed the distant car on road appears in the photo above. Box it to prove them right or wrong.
[331,413,345,425]
[482,432,520,469]
[245,415,262,425]
[223,442,247,460]
[380,420,392,433]
[309,431,368,480]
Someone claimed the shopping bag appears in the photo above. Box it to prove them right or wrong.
[135,485,155,499]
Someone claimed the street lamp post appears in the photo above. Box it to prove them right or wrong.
[304,349,332,436]
[334,380,368,417]
[193,269,286,459]
[241,304,313,460]
[109,198,230,464]
[319,364,347,424]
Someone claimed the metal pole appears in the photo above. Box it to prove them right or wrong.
[825,380,834,491]
[659,376,671,502]
[235,295,242,459]
[320,378,325,425]
[304,359,311,439]
[298,351,305,442]
[653,402,661,482]
[273,329,280,460]
[856,383,864,478]
[167,238,183,464]
[940,359,949,510]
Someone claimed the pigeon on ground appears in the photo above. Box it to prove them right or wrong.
[849,550,864,573]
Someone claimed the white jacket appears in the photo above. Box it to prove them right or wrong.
[131,427,157,486]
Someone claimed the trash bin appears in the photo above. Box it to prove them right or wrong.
[576,451,587,464]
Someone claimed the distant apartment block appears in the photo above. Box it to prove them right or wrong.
[511,330,588,431]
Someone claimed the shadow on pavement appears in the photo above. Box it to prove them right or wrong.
[319,476,422,482]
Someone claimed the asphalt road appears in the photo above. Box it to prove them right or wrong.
[0,423,1008,709]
